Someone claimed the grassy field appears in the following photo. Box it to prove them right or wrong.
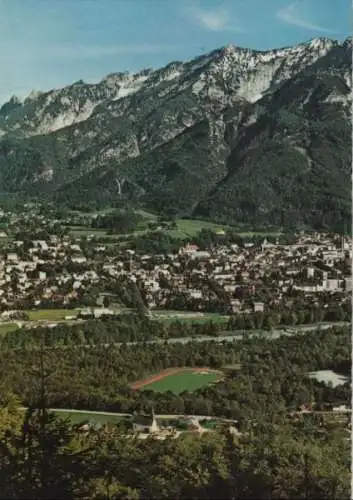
[68,225,149,241]
[237,231,282,237]
[140,369,222,394]
[165,219,227,239]
[67,215,281,243]
[68,226,117,238]
[25,309,76,321]
[152,311,229,324]
[168,220,281,239]
[53,410,126,425]
[68,208,116,217]
[0,323,19,336]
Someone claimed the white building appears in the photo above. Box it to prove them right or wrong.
[6,253,18,262]
[254,302,264,313]
[324,279,342,291]
[307,267,315,278]
[132,411,159,434]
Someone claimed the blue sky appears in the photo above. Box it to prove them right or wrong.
[0,0,350,103]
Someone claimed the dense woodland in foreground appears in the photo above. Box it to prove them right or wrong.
[0,324,350,498]
[0,404,349,499]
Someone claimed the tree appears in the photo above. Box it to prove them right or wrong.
[0,348,89,498]
[263,313,274,330]
[93,210,143,235]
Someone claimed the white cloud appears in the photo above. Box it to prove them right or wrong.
[188,6,244,32]
[277,2,337,33]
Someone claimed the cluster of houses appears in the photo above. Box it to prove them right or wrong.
[0,207,351,316]
[98,233,351,313]
[79,410,240,440]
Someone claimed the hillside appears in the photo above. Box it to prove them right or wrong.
[0,36,351,231]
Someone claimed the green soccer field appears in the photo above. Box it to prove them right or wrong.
[141,370,222,394]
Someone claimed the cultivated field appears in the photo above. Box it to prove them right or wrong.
[131,367,223,394]
[25,309,76,321]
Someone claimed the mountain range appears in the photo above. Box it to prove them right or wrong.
[0,36,351,231]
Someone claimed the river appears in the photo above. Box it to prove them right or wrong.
[107,322,349,347]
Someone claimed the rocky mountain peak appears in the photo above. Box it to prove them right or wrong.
[306,36,336,48]
[26,90,44,102]
[9,95,23,104]
[0,36,350,232]
[1,37,349,135]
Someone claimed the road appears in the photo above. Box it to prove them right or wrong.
[10,321,348,351]
[99,321,349,347]
[19,407,237,423]
[20,406,350,423]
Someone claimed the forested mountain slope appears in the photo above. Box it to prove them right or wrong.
[0,37,351,230]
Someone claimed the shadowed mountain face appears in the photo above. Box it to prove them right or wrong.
[0,37,351,230]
